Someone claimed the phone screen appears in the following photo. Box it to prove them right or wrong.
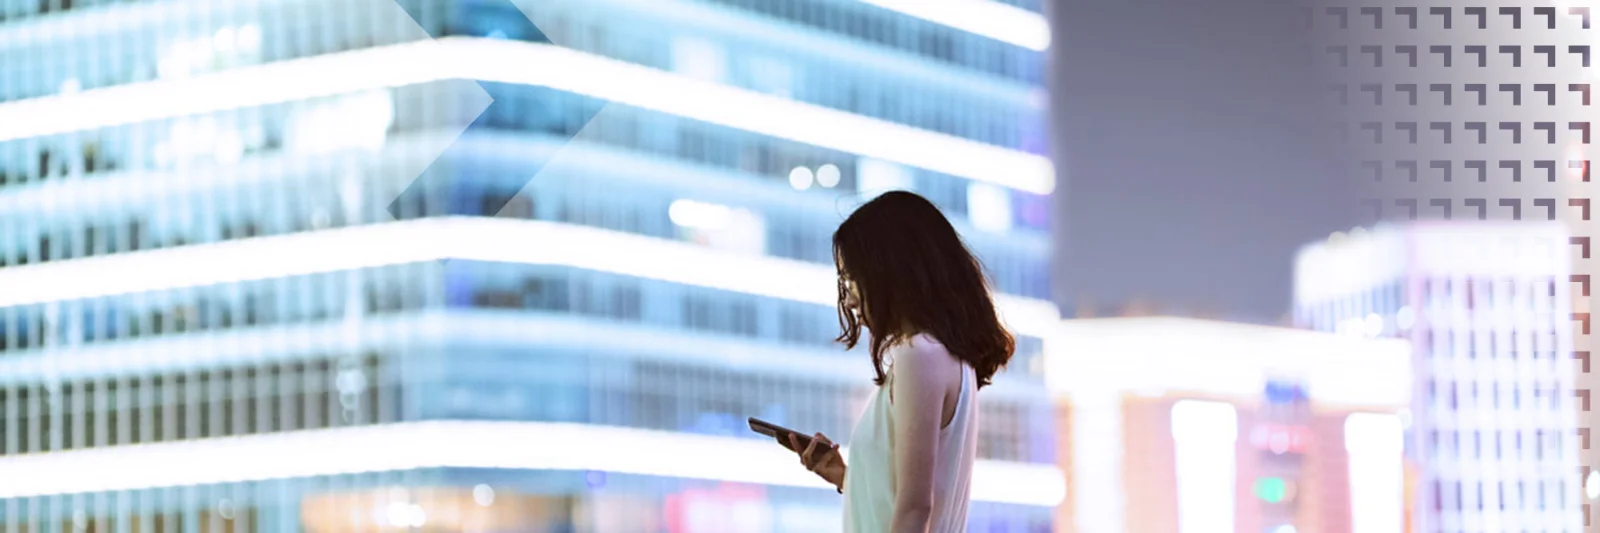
[749,417,827,459]
[748,417,801,440]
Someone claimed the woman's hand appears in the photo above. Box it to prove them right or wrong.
[789,432,846,492]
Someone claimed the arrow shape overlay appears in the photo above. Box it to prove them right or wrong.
[387,0,606,221]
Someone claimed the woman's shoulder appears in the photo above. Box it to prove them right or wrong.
[891,334,961,372]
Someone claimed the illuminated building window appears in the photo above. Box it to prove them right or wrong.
[745,54,796,99]
[1343,413,1404,532]
[1171,400,1237,533]
[856,157,914,194]
[1431,481,1443,513]
[673,35,728,83]
[967,183,1012,233]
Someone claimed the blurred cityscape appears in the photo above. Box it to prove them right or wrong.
[0,0,1586,533]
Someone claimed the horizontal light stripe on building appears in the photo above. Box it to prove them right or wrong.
[0,0,1050,54]
[1294,221,1570,305]
[0,0,1043,114]
[0,217,1061,338]
[1048,317,1412,409]
[0,130,1053,254]
[601,0,1044,103]
[0,37,1055,194]
[853,0,1050,51]
[0,0,292,49]
[0,310,1051,402]
[0,420,1067,507]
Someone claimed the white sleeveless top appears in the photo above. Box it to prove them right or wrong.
[841,350,979,533]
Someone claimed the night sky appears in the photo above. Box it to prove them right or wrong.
[1046,0,1361,322]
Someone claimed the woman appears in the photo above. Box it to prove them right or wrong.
[786,191,1015,533]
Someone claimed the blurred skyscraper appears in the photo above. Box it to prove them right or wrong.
[1294,222,1584,533]
[0,0,1062,531]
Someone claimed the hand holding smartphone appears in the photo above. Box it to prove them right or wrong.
[750,417,845,493]
[748,417,833,464]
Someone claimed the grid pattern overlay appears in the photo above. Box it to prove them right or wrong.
[1306,4,1591,530]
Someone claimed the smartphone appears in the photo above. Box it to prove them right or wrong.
[749,417,834,463]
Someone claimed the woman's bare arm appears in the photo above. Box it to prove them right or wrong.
[888,336,960,533]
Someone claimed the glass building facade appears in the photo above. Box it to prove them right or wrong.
[1294,223,1584,533]
[0,0,1061,531]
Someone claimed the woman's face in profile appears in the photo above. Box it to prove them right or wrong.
[837,257,864,322]
[843,277,862,316]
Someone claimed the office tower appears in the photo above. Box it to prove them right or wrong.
[1294,222,1584,533]
[1047,317,1412,533]
[0,0,1063,531]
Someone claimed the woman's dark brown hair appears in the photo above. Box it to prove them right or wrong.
[832,191,1015,389]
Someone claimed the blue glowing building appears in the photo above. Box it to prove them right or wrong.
[0,0,1062,530]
